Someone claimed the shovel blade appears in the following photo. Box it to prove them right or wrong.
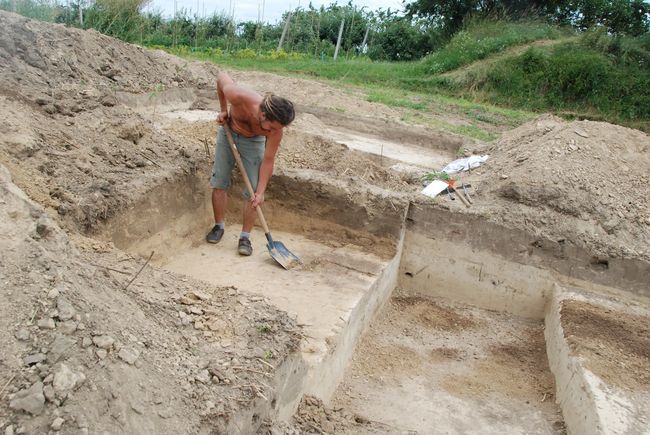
[267,240,301,270]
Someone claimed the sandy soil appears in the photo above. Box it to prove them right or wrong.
[1,9,649,434]
[330,289,566,434]
[561,299,650,391]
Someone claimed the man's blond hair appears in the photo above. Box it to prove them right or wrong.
[261,94,295,126]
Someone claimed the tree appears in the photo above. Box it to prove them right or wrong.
[84,0,150,41]
[204,12,232,39]
[368,11,430,60]
[404,0,649,36]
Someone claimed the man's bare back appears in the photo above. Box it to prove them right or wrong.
[216,74,283,140]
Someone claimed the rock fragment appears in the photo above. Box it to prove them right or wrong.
[574,128,589,138]
[92,335,115,349]
[48,335,76,363]
[118,347,140,365]
[38,318,56,329]
[52,364,86,398]
[50,417,65,431]
[58,321,78,334]
[43,384,55,402]
[24,353,47,366]
[56,298,76,321]
[14,328,30,341]
[195,369,210,384]
[9,382,45,415]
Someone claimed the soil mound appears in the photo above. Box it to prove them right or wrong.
[482,115,650,261]
[0,10,220,233]
[0,163,300,433]
[0,11,214,94]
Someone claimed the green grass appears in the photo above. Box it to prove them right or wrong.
[422,170,451,183]
[162,19,649,135]
[366,91,429,111]
[187,52,426,88]
[422,20,568,74]
[168,48,515,140]
[363,84,530,138]
[462,41,650,129]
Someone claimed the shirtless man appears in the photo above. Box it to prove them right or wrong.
[206,72,295,256]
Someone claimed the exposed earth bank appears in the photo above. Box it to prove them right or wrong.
[1,10,649,434]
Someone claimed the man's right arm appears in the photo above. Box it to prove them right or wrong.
[216,72,237,124]
[217,72,235,113]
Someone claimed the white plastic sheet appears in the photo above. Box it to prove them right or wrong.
[441,155,489,174]
[421,179,449,199]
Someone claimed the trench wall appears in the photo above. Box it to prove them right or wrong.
[399,202,650,319]
[93,168,407,428]
[94,170,649,432]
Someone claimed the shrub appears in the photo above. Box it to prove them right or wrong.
[269,49,289,60]
[477,41,650,121]
[207,47,224,58]
[422,19,564,73]
[234,48,256,59]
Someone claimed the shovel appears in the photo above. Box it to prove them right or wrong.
[222,124,301,270]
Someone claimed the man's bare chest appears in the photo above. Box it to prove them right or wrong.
[230,109,264,137]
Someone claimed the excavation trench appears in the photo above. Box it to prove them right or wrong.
[93,103,649,433]
[94,168,650,433]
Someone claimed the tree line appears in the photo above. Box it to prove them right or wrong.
[1,0,648,61]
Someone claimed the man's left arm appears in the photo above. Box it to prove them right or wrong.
[251,131,281,208]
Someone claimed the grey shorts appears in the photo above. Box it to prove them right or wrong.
[210,127,266,199]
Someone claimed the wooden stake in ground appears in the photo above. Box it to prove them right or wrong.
[278,11,292,51]
[334,18,345,60]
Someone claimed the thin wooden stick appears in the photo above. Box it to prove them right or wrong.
[256,358,275,370]
[202,138,211,158]
[0,373,17,400]
[123,251,154,290]
[90,263,131,275]
[29,306,40,324]
[139,152,161,167]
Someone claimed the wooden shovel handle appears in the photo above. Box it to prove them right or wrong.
[222,125,271,234]
[455,188,471,208]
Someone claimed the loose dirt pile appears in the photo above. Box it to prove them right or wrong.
[0,11,301,434]
[258,395,392,434]
[164,116,412,193]
[1,8,649,434]
[0,10,221,233]
[480,115,650,261]
[1,164,300,433]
